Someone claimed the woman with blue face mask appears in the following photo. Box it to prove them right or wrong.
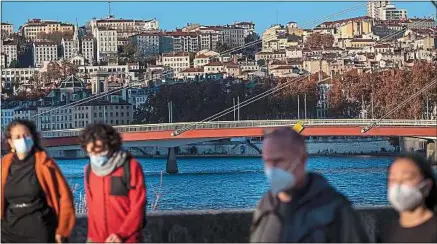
[1,119,75,243]
[79,123,146,243]
[379,153,437,243]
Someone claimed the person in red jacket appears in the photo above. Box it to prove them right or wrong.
[79,123,146,243]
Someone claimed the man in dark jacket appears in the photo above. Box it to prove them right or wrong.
[250,127,369,243]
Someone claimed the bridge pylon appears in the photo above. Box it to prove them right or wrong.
[166,147,179,174]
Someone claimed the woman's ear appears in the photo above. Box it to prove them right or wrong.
[422,179,433,197]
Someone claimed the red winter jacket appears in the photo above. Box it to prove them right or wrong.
[85,158,146,243]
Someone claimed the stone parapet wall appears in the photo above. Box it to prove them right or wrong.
[70,207,398,242]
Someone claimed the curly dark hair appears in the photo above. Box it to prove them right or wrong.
[389,153,437,212]
[79,123,122,155]
[4,119,44,152]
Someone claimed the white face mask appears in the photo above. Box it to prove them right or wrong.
[264,161,300,195]
[12,137,34,154]
[388,182,427,212]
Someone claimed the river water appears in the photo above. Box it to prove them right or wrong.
[60,156,393,211]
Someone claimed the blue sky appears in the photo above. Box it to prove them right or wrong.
[1,1,433,33]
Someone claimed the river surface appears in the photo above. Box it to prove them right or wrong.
[60,156,393,211]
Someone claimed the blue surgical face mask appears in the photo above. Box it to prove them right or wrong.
[13,136,34,154]
[264,160,302,194]
[89,154,109,167]
[265,167,296,194]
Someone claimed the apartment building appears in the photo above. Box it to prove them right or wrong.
[167,30,200,53]
[193,54,211,68]
[367,0,390,20]
[317,81,332,118]
[90,16,159,39]
[126,88,148,110]
[317,16,373,39]
[262,25,287,51]
[255,50,287,61]
[177,67,204,80]
[22,19,74,41]
[406,18,437,29]
[1,22,14,39]
[379,4,407,21]
[232,21,256,37]
[61,29,79,60]
[372,23,404,38]
[72,97,133,128]
[1,40,18,67]
[1,54,6,69]
[159,52,191,74]
[14,106,38,125]
[204,62,225,74]
[36,74,132,130]
[130,33,160,57]
[81,35,95,65]
[33,42,58,67]
[197,27,223,51]
[95,27,118,63]
[238,61,260,72]
[1,67,39,89]
[221,25,245,48]
[1,104,20,132]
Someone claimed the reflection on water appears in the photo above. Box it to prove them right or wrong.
[59,156,393,210]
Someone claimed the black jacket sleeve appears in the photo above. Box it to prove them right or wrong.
[329,203,371,243]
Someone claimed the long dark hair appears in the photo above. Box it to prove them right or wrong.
[4,119,44,152]
[390,153,437,212]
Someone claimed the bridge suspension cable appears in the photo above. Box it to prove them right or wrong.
[172,75,331,136]
[361,78,437,133]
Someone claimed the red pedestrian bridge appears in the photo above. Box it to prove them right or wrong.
[39,119,437,148]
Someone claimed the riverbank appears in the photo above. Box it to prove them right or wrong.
[70,207,396,242]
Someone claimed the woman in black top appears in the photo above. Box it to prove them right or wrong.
[379,153,437,243]
[1,119,75,243]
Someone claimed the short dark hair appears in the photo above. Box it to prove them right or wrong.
[79,123,122,154]
[390,153,437,212]
[263,126,307,153]
[4,119,43,152]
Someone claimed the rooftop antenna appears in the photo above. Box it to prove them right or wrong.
[108,1,112,17]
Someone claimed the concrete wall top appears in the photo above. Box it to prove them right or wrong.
[70,207,398,243]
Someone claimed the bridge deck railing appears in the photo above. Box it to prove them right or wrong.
[40,119,437,138]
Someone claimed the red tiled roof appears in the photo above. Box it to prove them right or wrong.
[181,67,204,73]
[162,52,190,57]
[319,16,372,27]
[375,44,392,48]
[34,41,57,46]
[165,30,198,37]
[82,35,94,40]
[224,62,239,68]
[204,62,224,66]
[195,54,210,59]
[350,39,375,43]
[271,65,293,70]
